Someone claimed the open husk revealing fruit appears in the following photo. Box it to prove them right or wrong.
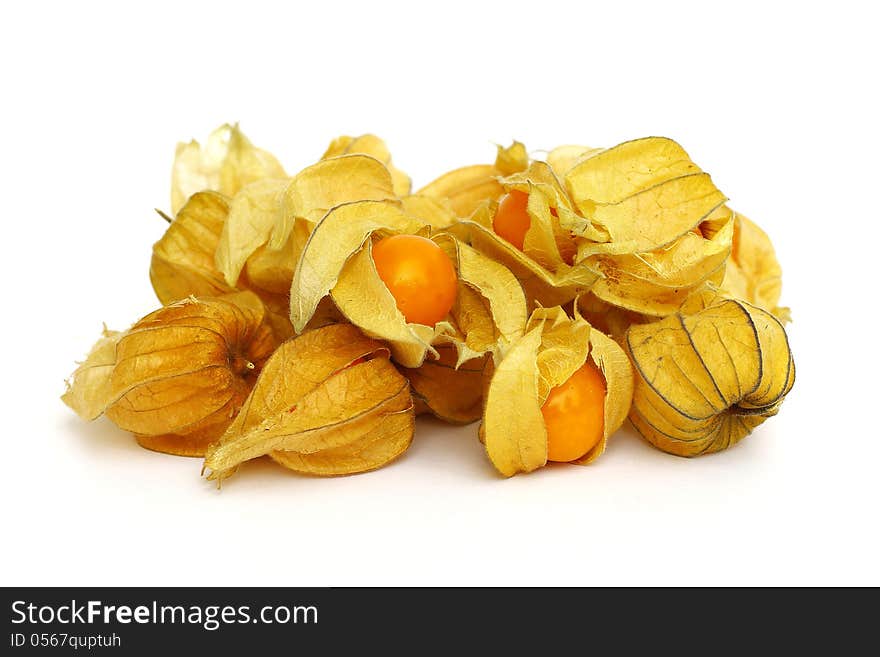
[203,323,415,481]
[463,160,602,308]
[62,292,278,456]
[289,199,527,368]
[481,307,633,477]
[625,298,795,456]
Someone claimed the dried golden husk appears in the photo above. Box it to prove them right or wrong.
[203,323,414,480]
[171,123,285,215]
[150,191,297,339]
[562,137,727,256]
[721,211,788,321]
[579,206,735,316]
[214,151,399,297]
[269,154,398,251]
[577,293,650,342]
[626,299,795,457]
[481,307,633,477]
[545,144,604,178]
[398,346,492,424]
[151,191,237,302]
[289,199,527,368]
[417,141,528,217]
[463,161,601,308]
[321,134,411,196]
[62,292,278,456]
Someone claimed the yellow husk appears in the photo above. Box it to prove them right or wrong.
[482,307,633,476]
[626,299,795,456]
[211,150,401,303]
[151,191,236,303]
[269,154,397,251]
[398,346,492,424]
[150,190,295,338]
[462,161,604,308]
[62,292,278,456]
[290,199,527,368]
[722,212,788,321]
[321,134,411,197]
[545,144,604,178]
[171,123,285,215]
[203,324,414,480]
[581,209,735,316]
[563,137,701,214]
[417,141,528,217]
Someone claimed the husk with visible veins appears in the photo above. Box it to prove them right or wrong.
[321,134,411,197]
[579,206,735,316]
[545,144,604,179]
[626,298,795,457]
[62,292,278,456]
[290,199,527,368]
[560,138,728,268]
[151,191,237,303]
[171,123,286,215]
[213,151,399,302]
[562,137,701,215]
[269,154,397,251]
[398,346,492,424]
[481,307,633,477]
[151,191,296,339]
[203,324,414,481]
[417,141,528,218]
[461,160,603,307]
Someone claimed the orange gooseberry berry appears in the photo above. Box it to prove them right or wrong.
[541,361,607,462]
[494,189,561,250]
[493,189,531,250]
[372,234,458,327]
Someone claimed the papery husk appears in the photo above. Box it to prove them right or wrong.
[546,144,604,178]
[560,138,727,262]
[151,191,237,303]
[461,195,598,307]
[151,190,296,338]
[563,137,701,215]
[213,151,399,298]
[575,172,727,255]
[322,134,411,196]
[626,299,795,457]
[269,154,398,251]
[721,211,788,321]
[481,307,633,476]
[580,206,735,316]
[400,195,458,231]
[398,346,492,424]
[417,141,528,217]
[62,292,278,456]
[171,123,285,215]
[203,324,414,481]
[462,161,601,308]
[290,199,527,368]
[577,293,651,342]
[214,177,290,287]
[61,326,124,421]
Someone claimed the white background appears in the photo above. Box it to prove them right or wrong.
[1,1,877,586]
